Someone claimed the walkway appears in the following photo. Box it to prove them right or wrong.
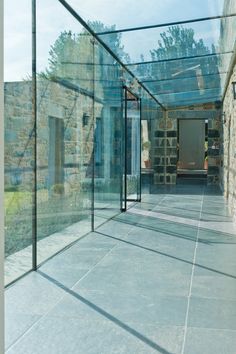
[5,184,236,354]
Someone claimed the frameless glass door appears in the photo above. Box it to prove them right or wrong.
[122,87,141,211]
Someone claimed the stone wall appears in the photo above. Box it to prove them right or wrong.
[4,81,34,189]
[222,65,236,219]
[4,79,101,193]
[152,104,221,185]
[219,0,236,220]
[5,75,130,257]
[4,78,103,254]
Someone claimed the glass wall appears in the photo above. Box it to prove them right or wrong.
[4,0,34,284]
[4,0,162,285]
[141,90,162,193]
[36,0,94,264]
[93,43,123,226]
[126,91,141,202]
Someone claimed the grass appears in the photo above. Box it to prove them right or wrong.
[5,189,49,215]
[4,189,87,256]
[5,191,32,215]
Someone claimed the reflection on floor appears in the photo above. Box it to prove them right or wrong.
[5,184,236,354]
[5,200,121,285]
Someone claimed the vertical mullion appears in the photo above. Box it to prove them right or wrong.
[120,83,124,212]
[139,98,142,202]
[124,88,128,211]
[32,0,37,270]
[0,0,4,349]
[91,38,95,231]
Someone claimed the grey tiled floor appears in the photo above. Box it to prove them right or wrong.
[5,184,236,354]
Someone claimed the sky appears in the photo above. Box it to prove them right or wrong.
[4,0,226,81]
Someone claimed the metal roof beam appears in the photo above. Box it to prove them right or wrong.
[153,87,221,96]
[97,13,236,35]
[157,93,220,102]
[58,0,166,110]
[140,71,228,83]
[126,51,233,67]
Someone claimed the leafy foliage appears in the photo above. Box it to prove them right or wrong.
[150,26,211,60]
[44,21,130,79]
[88,21,130,63]
[137,25,219,87]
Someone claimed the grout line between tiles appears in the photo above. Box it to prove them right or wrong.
[5,221,138,352]
[6,245,119,352]
[6,188,217,352]
[181,187,205,354]
[186,326,236,332]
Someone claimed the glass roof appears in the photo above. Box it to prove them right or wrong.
[64,0,236,108]
[101,21,233,62]
[67,0,225,31]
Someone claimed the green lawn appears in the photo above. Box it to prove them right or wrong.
[5,189,49,215]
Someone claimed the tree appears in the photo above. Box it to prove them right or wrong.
[44,21,130,81]
[150,26,211,60]
[87,21,130,63]
[137,25,220,102]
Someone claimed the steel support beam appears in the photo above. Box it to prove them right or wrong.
[97,13,236,35]
[58,0,166,111]
[126,51,233,67]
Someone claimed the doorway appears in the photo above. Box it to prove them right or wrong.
[48,116,65,191]
[177,119,208,181]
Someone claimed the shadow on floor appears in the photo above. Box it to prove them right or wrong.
[37,270,175,354]
[95,231,236,280]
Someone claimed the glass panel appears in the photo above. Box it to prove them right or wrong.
[67,0,226,31]
[136,54,228,81]
[58,1,235,108]
[121,88,127,211]
[131,52,229,107]
[220,10,236,74]
[4,0,33,284]
[100,19,232,64]
[155,87,221,106]
[96,16,235,107]
[126,92,141,201]
[93,43,123,226]
[143,73,227,95]
[36,0,93,264]
[141,90,160,193]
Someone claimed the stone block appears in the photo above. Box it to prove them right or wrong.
[159,175,164,183]
[167,130,177,137]
[171,138,177,147]
[154,174,164,184]
[208,119,213,129]
[161,157,168,165]
[208,166,219,174]
[171,175,177,184]
[166,120,174,129]
[166,166,176,173]
[5,130,17,142]
[154,148,165,155]
[170,157,177,165]
[156,166,165,173]
[208,148,220,156]
[166,148,177,155]
[155,130,165,137]
[208,129,220,138]
[168,110,217,119]
[38,127,49,141]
